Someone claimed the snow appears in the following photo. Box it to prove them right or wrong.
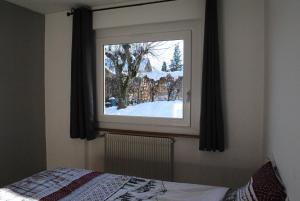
[105,63,183,81]
[138,58,151,72]
[138,70,183,81]
[105,67,115,74]
[105,100,183,118]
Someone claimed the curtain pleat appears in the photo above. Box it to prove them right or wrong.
[200,0,224,152]
[70,7,97,140]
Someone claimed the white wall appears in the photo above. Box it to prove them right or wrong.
[265,0,300,200]
[45,0,265,187]
[93,0,202,29]
[45,11,87,169]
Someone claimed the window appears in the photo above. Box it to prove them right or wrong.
[97,30,191,127]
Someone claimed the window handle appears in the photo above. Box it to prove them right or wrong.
[186,90,191,103]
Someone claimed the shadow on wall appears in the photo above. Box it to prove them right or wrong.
[85,137,256,188]
[174,163,255,188]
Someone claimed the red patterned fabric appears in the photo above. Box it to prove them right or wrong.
[0,168,102,201]
[223,162,287,201]
[40,172,101,201]
[251,162,286,201]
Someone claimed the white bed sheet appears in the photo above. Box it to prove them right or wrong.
[157,181,228,201]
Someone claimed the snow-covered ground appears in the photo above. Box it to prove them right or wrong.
[105,100,183,118]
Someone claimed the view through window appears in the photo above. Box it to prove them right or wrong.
[104,40,184,119]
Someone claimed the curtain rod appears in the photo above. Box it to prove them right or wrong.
[67,0,176,16]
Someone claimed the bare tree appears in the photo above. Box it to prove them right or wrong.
[105,43,155,109]
[149,79,159,102]
[128,77,142,104]
[174,76,183,100]
[165,74,175,101]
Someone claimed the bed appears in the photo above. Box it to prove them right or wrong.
[0,168,228,201]
[0,161,288,201]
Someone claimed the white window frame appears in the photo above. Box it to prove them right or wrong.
[96,30,192,127]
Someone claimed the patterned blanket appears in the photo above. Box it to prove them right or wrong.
[0,168,167,201]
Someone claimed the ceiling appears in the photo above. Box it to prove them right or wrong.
[5,0,148,14]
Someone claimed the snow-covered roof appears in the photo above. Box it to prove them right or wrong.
[138,70,183,81]
[139,58,152,72]
[105,57,183,81]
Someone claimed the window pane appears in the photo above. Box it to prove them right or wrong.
[104,40,184,119]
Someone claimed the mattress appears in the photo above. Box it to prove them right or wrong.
[0,168,228,201]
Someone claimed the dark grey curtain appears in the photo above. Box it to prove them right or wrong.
[200,0,224,152]
[70,7,97,140]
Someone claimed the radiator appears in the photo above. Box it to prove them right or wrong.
[105,133,174,181]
